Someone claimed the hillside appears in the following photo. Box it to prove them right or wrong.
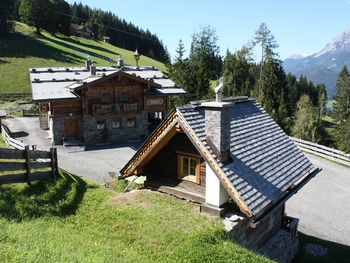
[0,22,166,94]
[283,27,350,98]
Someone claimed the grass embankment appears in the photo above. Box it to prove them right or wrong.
[0,22,166,94]
[0,171,270,263]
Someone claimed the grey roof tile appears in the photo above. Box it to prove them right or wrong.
[179,98,316,215]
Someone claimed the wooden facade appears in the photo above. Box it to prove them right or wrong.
[39,72,169,144]
[145,133,206,195]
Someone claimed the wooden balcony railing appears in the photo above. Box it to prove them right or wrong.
[92,103,141,115]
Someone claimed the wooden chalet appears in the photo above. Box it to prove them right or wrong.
[29,58,186,145]
[121,93,321,262]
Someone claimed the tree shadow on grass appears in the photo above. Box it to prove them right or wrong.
[293,232,350,263]
[0,32,84,64]
[45,35,115,63]
[56,35,120,57]
[0,170,90,221]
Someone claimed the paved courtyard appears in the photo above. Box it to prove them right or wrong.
[4,117,350,246]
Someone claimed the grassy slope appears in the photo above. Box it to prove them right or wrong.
[0,22,166,94]
[0,171,270,263]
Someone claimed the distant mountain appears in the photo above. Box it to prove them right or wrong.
[283,28,350,98]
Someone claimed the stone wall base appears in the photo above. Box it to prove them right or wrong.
[258,229,299,263]
[223,210,299,263]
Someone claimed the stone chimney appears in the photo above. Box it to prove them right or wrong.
[90,63,96,76]
[85,56,92,70]
[117,56,124,68]
[201,78,232,162]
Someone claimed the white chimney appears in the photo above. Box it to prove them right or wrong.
[117,56,124,68]
[90,63,96,76]
[85,56,92,70]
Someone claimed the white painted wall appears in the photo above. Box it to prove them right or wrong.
[205,163,229,207]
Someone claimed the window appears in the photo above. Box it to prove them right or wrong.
[178,154,200,184]
[101,92,110,104]
[127,118,136,127]
[112,119,121,129]
[120,91,129,102]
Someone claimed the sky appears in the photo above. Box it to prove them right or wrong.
[67,0,350,60]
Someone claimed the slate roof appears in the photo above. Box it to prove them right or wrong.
[29,66,185,101]
[178,98,316,215]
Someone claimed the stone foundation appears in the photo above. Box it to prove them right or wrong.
[223,208,299,263]
[51,116,65,145]
[50,112,149,145]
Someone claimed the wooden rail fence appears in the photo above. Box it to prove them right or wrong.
[1,124,58,185]
[1,124,25,150]
[0,146,58,185]
[290,137,350,167]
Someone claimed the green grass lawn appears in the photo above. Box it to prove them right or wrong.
[0,171,270,263]
[293,233,350,263]
[0,135,9,148]
[0,22,166,94]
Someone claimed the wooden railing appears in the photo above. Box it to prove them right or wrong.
[2,124,25,150]
[92,102,140,114]
[0,147,58,185]
[290,137,350,167]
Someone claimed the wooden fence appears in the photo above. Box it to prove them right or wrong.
[23,109,39,117]
[290,137,350,167]
[2,124,25,150]
[0,146,58,185]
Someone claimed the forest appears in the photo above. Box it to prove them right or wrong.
[167,24,350,153]
[1,1,349,152]
[1,0,170,63]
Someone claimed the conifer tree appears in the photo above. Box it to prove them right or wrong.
[292,95,321,142]
[222,47,256,97]
[335,66,350,122]
[334,66,350,152]
[0,0,13,37]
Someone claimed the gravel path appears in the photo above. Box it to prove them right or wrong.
[286,153,350,246]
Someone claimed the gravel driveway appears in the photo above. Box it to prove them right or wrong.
[286,153,350,246]
[4,117,350,246]
[4,117,140,183]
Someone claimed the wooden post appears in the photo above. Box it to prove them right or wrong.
[24,146,31,186]
[50,147,58,179]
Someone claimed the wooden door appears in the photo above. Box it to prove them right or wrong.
[64,117,80,140]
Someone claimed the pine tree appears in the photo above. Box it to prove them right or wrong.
[292,95,321,142]
[335,66,350,122]
[51,0,71,36]
[0,0,13,37]
[189,26,222,99]
[222,47,256,97]
[252,23,288,129]
[334,66,350,152]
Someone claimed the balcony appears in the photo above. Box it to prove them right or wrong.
[92,103,141,115]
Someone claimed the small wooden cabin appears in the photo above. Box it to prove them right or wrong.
[121,97,320,262]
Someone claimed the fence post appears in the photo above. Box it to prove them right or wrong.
[50,147,58,179]
[24,146,32,186]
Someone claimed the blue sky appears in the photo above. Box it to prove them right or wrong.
[67,0,350,60]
